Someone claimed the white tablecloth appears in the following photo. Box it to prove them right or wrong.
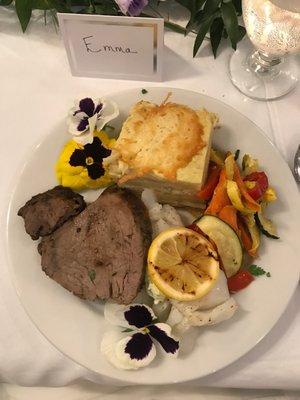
[0,5,299,392]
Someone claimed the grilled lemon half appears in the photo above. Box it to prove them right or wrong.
[147,227,220,301]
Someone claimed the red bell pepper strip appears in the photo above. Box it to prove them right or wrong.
[244,171,269,201]
[197,164,221,201]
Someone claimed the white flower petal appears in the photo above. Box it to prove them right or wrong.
[115,333,156,369]
[88,114,97,138]
[68,119,88,136]
[70,110,87,121]
[72,130,94,145]
[149,323,179,357]
[101,330,156,370]
[104,302,156,328]
[96,99,119,131]
[100,330,137,370]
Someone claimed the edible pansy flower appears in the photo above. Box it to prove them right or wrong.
[101,302,179,370]
[56,130,115,190]
[114,0,148,16]
[68,97,119,145]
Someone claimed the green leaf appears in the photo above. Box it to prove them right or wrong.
[31,0,51,10]
[210,17,223,58]
[15,0,32,32]
[193,14,214,57]
[203,0,221,15]
[48,0,71,12]
[221,1,239,50]
[237,24,246,41]
[186,9,203,35]
[0,0,13,5]
[232,0,242,14]
[248,265,267,277]
[184,0,206,35]
[175,0,196,12]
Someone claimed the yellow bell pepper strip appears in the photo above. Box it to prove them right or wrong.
[233,161,261,212]
[225,154,235,180]
[226,180,254,214]
[205,169,231,215]
[242,214,260,257]
[210,148,225,167]
[242,154,259,175]
[262,187,277,202]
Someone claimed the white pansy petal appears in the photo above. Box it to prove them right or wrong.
[104,302,155,329]
[88,114,97,137]
[115,332,156,369]
[72,111,87,120]
[96,100,119,131]
[148,323,179,357]
[101,330,137,370]
[68,119,88,136]
[73,130,94,145]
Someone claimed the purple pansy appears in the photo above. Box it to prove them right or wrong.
[72,98,103,133]
[101,303,179,370]
[69,136,111,180]
[114,0,148,16]
[68,97,119,146]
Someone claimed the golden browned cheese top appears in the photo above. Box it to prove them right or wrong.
[114,101,205,182]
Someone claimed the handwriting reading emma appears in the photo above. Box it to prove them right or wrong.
[83,36,138,54]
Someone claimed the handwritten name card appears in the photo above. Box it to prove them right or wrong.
[58,13,164,81]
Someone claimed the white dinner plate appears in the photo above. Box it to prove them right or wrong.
[5,87,300,384]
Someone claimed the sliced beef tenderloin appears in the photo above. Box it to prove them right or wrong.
[18,186,86,240]
[38,187,152,304]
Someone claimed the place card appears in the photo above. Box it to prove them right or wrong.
[58,13,164,81]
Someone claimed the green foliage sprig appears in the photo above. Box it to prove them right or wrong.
[175,0,245,57]
[0,0,245,57]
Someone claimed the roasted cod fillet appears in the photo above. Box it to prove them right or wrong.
[104,100,218,208]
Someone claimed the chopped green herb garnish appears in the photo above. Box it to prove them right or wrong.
[266,272,271,277]
[88,270,96,282]
[248,264,269,277]
[141,88,148,94]
[234,149,240,161]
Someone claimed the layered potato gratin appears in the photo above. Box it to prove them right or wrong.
[104,100,218,208]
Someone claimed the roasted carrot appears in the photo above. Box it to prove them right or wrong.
[218,205,240,235]
[205,169,231,215]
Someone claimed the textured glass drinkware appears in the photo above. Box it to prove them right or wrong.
[229,0,300,100]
